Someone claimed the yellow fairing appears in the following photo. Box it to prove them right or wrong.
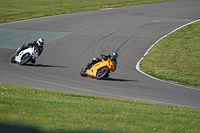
[86,58,114,78]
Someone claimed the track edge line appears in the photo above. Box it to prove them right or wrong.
[136,19,200,91]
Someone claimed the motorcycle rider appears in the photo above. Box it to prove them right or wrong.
[15,38,44,63]
[84,51,118,71]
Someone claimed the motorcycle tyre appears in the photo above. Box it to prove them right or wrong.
[96,67,108,79]
[80,69,87,77]
[11,55,16,63]
[19,53,31,65]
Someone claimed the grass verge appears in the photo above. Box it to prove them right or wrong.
[0,0,174,24]
[140,21,200,88]
[1,82,200,133]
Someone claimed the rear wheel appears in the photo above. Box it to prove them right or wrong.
[19,53,31,65]
[104,73,109,79]
[96,67,108,79]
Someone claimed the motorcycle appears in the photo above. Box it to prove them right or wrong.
[80,58,116,79]
[11,46,39,65]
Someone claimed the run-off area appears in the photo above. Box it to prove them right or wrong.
[0,29,72,49]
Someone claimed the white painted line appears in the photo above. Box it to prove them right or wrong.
[136,19,200,91]
[100,8,114,10]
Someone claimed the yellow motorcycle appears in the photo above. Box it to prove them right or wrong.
[80,58,116,79]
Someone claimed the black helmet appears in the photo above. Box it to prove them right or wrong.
[111,51,118,59]
[37,38,44,46]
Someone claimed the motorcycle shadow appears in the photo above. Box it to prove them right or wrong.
[24,64,66,68]
[104,77,140,82]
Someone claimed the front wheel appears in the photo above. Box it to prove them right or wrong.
[19,53,31,65]
[11,55,16,63]
[80,69,87,77]
[96,67,108,79]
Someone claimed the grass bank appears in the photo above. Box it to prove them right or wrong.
[1,83,200,133]
[140,21,200,88]
[0,0,174,24]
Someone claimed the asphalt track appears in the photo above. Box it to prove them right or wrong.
[0,0,200,109]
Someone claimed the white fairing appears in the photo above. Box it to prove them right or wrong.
[15,47,39,63]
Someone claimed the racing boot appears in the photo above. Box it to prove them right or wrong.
[31,59,36,64]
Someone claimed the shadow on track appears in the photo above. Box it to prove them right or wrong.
[105,77,140,82]
[24,64,66,68]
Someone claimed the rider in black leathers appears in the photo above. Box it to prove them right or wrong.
[15,38,44,63]
[84,51,118,71]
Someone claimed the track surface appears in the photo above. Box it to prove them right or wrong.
[0,0,200,109]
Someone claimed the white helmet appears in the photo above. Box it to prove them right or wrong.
[37,38,44,46]
[111,51,118,59]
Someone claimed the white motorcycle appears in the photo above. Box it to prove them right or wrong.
[11,46,39,65]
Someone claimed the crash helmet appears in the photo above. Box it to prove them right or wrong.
[111,51,118,59]
[37,38,44,46]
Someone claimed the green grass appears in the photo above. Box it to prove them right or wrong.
[1,0,200,132]
[0,0,174,24]
[1,83,200,133]
[140,21,200,87]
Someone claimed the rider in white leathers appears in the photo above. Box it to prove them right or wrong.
[15,38,44,63]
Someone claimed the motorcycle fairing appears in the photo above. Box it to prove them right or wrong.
[86,58,114,77]
[15,47,38,63]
